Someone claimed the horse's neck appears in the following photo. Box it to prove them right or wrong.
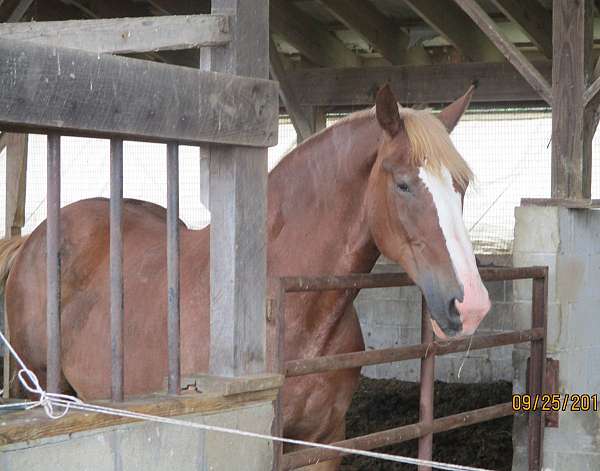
[268,112,382,278]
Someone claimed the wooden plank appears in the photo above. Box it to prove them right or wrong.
[551,0,593,199]
[146,0,211,15]
[0,15,231,54]
[270,37,314,142]
[270,0,361,68]
[178,373,283,396]
[453,0,552,105]
[0,388,278,446]
[3,133,27,238]
[0,38,278,147]
[521,198,593,208]
[582,57,600,195]
[490,0,553,59]
[206,0,271,377]
[584,75,600,106]
[317,0,428,65]
[285,61,552,106]
[6,0,33,22]
[402,0,504,63]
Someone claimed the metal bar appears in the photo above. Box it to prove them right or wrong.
[280,266,549,292]
[285,328,544,377]
[46,133,61,394]
[418,297,434,471]
[110,138,124,402]
[266,278,286,471]
[281,402,514,469]
[528,272,548,471]
[166,143,180,396]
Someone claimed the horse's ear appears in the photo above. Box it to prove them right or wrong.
[376,84,403,137]
[437,82,477,132]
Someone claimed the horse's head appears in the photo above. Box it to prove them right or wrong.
[366,84,490,338]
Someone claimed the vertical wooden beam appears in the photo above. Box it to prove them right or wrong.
[269,36,313,143]
[199,51,211,211]
[582,57,600,197]
[206,0,269,377]
[46,133,61,394]
[2,132,27,398]
[551,0,594,199]
[309,106,327,134]
[4,133,27,238]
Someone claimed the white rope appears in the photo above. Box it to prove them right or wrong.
[0,329,495,471]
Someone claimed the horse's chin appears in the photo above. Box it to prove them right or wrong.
[430,319,469,340]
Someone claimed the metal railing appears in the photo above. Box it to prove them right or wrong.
[267,266,548,471]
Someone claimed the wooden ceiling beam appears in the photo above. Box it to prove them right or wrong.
[490,0,553,59]
[143,0,210,15]
[453,0,551,104]
[270,0,361,68]
[402,0,504,62]
[316,0,429,65]
[6,0,33,22]
[284,60,552,107]
[269,36,314,142]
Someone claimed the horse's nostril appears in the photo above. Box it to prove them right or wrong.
[447,299,462,330]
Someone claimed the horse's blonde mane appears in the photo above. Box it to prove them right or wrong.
[332,106,473,190]
[399,107,473,190]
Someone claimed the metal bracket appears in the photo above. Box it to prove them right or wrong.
[527,357,560,428]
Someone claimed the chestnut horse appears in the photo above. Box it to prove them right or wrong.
[1,85,489,470]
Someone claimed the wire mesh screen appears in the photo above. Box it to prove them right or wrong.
[2,109,599,254]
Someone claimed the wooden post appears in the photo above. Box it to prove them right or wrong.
[1,132,27,399]
[205,0,270,377]
[551,0,594,199]
[4,133,28,238]
[269,36,313,143]
[309,106,327,134]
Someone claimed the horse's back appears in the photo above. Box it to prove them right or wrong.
[5,197,197,399]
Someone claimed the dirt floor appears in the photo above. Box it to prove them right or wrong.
[341,377,513,471]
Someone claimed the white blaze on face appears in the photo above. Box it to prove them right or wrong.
[418,166,491,336]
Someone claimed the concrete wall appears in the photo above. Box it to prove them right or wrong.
[0,400,274,471]
[354,256,517,383]
[511,206,600,471]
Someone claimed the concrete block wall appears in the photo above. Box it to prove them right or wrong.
[0,401,275,471]
[354,256,516,383]
[511,206,600,471]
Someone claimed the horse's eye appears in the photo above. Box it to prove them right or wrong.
[397,182,410,193]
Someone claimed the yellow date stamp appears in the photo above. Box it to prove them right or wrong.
[512,394,598,412]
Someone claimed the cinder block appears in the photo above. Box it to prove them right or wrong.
[556,254,587,304]
[567,302,600,349]
[512,251,557,302]
[484,280,505,302]
[513,206,559,253]
[363,324,400,350]
[511,444,529,471]
[511,301,532,331]
[505,280,514,301]
[477,302,513,331]
[555,451,600,471]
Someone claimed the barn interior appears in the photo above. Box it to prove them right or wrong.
[1,1,599,471]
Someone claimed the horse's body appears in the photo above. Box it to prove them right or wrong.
[3,86,490,470]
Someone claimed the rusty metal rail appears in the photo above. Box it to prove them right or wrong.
[267,266,548,471]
